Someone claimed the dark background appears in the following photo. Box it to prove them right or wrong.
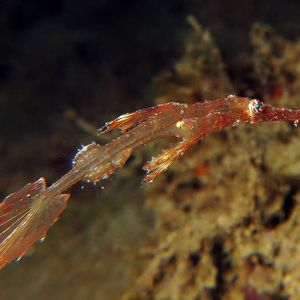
[1,0,300,142]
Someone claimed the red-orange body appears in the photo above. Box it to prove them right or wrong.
[1,95,300,269]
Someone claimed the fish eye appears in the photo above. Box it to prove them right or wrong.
[254,102,261,110]
[249,99,263,115]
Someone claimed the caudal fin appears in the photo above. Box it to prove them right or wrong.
[0,178,70,269]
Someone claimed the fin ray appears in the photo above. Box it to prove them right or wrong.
[98,104,171,134]
[143,135,203,183]
[0,178,70,269]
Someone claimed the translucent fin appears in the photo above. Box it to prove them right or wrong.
[73,143,132,182]
[0,178,70,269]
[98,104,171,134]
[0,178,45,218]
[143,136,202,183]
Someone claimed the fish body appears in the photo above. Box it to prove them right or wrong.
[1,95,300,269]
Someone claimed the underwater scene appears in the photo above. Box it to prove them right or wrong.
[1,1,300,299]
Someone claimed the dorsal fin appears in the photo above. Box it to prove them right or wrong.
[98,104,172,134]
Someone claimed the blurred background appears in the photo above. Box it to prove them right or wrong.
[1,1,300,299]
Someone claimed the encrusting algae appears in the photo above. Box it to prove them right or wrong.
[123,21,300,300]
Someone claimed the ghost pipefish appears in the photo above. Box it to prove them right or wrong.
[1,95,300,269]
